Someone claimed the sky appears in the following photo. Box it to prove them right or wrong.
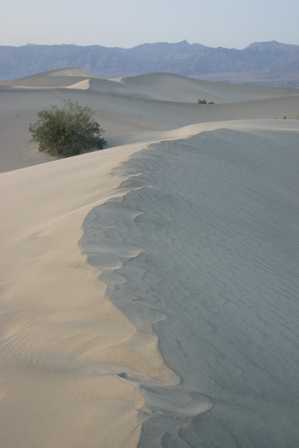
[1,0,299,48]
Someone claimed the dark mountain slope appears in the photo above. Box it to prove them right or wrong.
[1,41,299,85]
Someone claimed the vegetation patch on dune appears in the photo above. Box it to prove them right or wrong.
[30,100,106,157]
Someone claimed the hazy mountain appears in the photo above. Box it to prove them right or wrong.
[1,40,299,85]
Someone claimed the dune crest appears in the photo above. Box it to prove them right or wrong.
[0,140,178,448]
[66,78,91,90]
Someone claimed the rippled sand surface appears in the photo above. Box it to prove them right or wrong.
[82,123,299,447]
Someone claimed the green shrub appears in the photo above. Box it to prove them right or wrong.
[29,100,106,157]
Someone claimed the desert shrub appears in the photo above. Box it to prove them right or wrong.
[197,99,215,105]
[29,100,106,157]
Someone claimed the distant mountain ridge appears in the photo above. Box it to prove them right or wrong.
[1,40,299,85]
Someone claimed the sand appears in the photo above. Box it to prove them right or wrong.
[0,68,299,447]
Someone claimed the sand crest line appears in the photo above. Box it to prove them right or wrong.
[0,124,207,448]
[0,139,154,447]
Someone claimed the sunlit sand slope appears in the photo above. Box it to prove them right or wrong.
[0,142,175,448]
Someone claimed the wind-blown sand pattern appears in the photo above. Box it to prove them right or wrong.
[0,69,299,447]
[81,121,299,447]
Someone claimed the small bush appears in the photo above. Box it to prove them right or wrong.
[29,100,106,157]
[197,99,215,105]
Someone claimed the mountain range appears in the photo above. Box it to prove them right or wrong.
[1,40,299,85]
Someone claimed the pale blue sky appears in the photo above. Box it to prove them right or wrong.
[1,0,298,48]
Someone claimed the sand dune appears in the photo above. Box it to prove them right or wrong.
[1,67,299,447]
[121,72,299,103]
[0,139,178,448]
[6,68,93,88]
[90,120,299,447]
[0,70,299,172]
[12,69,298,102]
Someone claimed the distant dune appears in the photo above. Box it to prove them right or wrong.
[0,69,299,172]
[0,68,299,447]
[121,72,299,103]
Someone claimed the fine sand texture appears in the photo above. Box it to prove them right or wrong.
[0,142,175,448]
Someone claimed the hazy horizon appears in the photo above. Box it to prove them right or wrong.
[1,0,298,49]
[2,39,299,50]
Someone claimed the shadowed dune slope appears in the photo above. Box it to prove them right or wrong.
[81,120,299,447]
